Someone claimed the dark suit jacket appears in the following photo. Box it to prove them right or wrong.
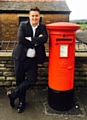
[12,20,48,64]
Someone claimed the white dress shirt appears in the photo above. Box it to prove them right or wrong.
[26,24,39,58]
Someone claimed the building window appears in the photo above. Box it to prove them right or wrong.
[19,17,42,24]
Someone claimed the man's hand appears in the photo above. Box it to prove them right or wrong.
[39,34,43,37]
[25,37,31,41]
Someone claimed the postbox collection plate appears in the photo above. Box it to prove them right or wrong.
[60,45,68,57]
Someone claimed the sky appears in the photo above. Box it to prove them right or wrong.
[66,0,87,20]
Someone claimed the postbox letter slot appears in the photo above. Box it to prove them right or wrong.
[56,38,72,41]
[56,38,73,44]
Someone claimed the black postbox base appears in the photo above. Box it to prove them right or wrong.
[48,87,74,111]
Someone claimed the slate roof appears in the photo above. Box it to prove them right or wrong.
[76,30,87,44]
[0,1,70,13]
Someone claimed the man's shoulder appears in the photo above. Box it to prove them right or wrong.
[39,23,46,28]
[40,23,45,26]
[20,20,29,25]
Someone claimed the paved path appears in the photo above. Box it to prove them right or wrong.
[0,87,87,120]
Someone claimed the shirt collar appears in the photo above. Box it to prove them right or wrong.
[30,22,39,29]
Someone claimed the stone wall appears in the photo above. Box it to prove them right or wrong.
[0,53,48,89]
[75,56,87,87]
[0,52,87,89]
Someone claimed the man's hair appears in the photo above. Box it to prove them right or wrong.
[29,7,40,14]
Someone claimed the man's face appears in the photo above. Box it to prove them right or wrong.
[29,11,40,27]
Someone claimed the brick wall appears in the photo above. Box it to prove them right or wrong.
[43,14,69,24]
[1,14,18,41]
[0,14,18,50]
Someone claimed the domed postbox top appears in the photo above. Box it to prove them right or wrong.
[46,22,80,31]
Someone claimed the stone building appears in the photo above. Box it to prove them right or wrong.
[0,0,70,51]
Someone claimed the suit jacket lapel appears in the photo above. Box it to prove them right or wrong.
[26,21,41,37]
[35,25,40,37]
[26,21,33,37]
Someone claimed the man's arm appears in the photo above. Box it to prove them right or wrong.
[25,24,48,45]
[18,22,34,48]
[32,24,48,45]
[25,34,43,46]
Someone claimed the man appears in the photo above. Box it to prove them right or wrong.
[7,7,48,113]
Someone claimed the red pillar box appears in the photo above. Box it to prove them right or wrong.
[46,22,80,111]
